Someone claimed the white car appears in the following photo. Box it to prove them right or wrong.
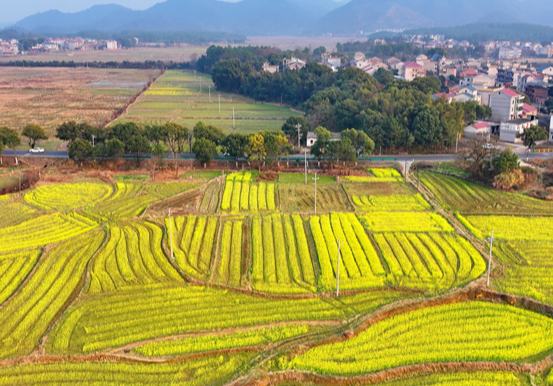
[482,143,494,150]
[29,147,45,154]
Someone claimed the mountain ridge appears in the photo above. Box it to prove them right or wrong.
[12,0,553,37]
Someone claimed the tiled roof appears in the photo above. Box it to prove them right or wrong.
[501,88,520,97]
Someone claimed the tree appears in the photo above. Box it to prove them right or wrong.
[264,132,290,162]
[68,139,93,162]
[22,124,48,149]
[492,150,520,175]
[329,139,357,162]
[282,116,309,147]
[522,125,548,151]
[341,128,375,157]
[409,106,443,147]
[311,126,332,160]
[222,133,248,158]
[0,127,20,154]
[99,138,125,159]
[110,122,142,152]
[410,77,441,94]
[145,124,166,145]
[192,138,218,165]
[463,139,497,180]
[246,133,266,163]
[493,169,525,191]
[162,123,189,160]
[127,135,151,162]
[56,121,82,142]
[373,68,395,87]
[193,122,225,145]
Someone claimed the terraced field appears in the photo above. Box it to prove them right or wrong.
[116,70,301,134]
[292,301,553,375]
[1,167,552,384]
[419,171,553,215]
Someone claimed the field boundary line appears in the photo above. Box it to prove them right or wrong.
[104,69,165,128]
[231,287,553,386]
[38,228,109,356]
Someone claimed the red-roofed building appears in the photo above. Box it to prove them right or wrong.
[401,62,426,81]
[464,121,498,139]
[521,103,538,119]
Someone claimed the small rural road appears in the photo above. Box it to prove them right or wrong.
[3,150,553,163]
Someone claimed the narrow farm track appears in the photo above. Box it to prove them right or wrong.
[408,171,493,274]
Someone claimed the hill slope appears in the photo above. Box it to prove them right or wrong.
[314,0,553,34]
[15,0,336,36]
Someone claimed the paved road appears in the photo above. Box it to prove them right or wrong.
[3,150,553,163]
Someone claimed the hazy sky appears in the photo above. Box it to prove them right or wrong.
[0,0,162,23]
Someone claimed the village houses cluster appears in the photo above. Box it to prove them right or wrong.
[0,37,119,56]
[264,35,553,147]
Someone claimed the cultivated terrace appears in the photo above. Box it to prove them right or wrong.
[0,164,552,385]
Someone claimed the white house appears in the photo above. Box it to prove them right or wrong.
[549,115,553,142]
[464,121,497,139]
[489,88,524,122]
[306,132,318,148]
[499,118,539,143]
[542,66,553,77]
[283,57,306,71]
[262,62,279,74]
[401,62,426,81]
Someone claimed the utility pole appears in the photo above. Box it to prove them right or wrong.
[168,209,174,260]
[304,149,308,185]
[232,107,236,130]
[455,133,460,153]
[295,123,302,149]
[313,173,320,214]
[336,240,341,297]
[208,86,211,103]
[218,94,221,113]
[487,230,494,287]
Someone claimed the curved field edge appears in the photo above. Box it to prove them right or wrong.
[45,285,409,355]
[0,353,254,385]
[248,369,531,386]
[290,299,553,376]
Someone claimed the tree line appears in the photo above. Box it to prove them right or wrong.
[0,120,375,167]
[198,45,491,153]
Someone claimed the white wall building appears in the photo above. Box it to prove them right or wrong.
[499,118,539,143]
[489,88,524,122]
[550,115,553,142]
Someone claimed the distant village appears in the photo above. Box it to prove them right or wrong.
[2,33,553,147]
[266,35,553,147]
[0,37,119,56]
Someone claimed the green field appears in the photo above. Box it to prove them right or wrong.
[116,70,302,133]
[0,166,552,384]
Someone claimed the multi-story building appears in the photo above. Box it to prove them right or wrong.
[499,46,522,60]
[283,57,306,71]
[0,39,19,56]
[401,62,426,81]
[526,85,549,105]
[489,88,524,122]
[497,68,514,85]
[499,118,539,143]
[262,62,279,74]
[105,40,118,50]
